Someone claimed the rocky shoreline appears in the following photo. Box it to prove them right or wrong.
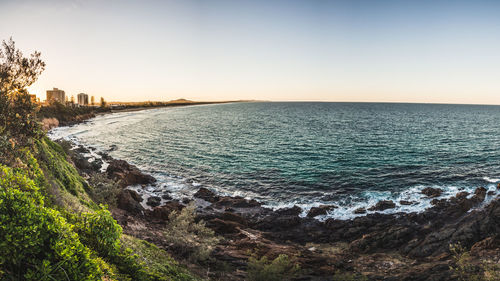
[58,140,500,280]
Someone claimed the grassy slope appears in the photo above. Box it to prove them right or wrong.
[3,137,197,281]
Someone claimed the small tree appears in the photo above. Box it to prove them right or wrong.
[0,38,45,153]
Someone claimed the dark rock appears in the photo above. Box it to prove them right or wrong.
[194,187,219,203]
[106,159,156,187]
[421,187,443,198]
[368,200,396,211]
[399,200,415,205]
[456,191,469,200]
[221,212,247,226]
[213,196,261,209]
[148,201,184,220]
[182,197,191,204]
[487,190,495,196]
[472,187,487,202]
[354,208,366,214]
[307,205,337,217]
[128,189,143,202]
[146,196,161,207]
[117,189,144,215]
[276,205,302,216]
[161,193,172,200]
[208,218,241,234]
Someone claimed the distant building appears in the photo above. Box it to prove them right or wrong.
[46,88,65,103]
[77,93,89,106]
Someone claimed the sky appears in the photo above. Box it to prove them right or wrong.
[1,0,500,103]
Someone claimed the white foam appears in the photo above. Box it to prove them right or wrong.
[483,177,500,183]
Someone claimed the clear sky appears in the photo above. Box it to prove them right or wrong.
[1,0,500,103]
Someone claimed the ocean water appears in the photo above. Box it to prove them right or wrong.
[49,102,500,219]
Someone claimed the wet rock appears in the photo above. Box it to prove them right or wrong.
[455,191,469,200]
[276,205,302,216]
[354,208,366,214]
[213,196,261,209]
[487,190,495,196]
[161,193,173,200]
[117,189,144,215]
[421,187,443,198]
[399,200,414,205]
[307,205,337,217]
[146,196,161,207]
[472,187,487,202]
[194,187,219,203]
[106,159,156,187]
[368,200,396,211]
[497,183,500,190]
[182,197,191,204]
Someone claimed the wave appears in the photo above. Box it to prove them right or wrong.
[483,176,500,183]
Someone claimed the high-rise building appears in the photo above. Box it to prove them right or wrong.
[77,93,89,106]
[46,88,65,103]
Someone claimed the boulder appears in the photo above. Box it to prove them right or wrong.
[354,207,366,214]
[276,205,302,216]
[146,196,161,207]
[106,159,156,187]
[148,201,184,220]
[307,205,337,217]
[208,218,241,234]
[471,187,487,202]
[221,212,248,226]
[399,200,415,205]
[421,187,443,198]
[194,187,219,203]
[368,200,396,211]
[117,189,144,215]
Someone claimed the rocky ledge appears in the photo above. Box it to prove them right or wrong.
[61,140,500,280]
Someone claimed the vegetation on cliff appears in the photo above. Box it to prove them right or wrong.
[0,39,196,280]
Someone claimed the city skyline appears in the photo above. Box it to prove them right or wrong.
[1,0,500,104]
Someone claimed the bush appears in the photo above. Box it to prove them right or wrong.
[88,173,120,207]
[121,235,195,281]
[0,165,104,280]
[450,243,500,281]
[247,254,300,281]
[163,203,220,262]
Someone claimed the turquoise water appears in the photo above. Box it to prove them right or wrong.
[50,102,500,219]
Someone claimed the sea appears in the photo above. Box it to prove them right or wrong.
[49,102,500,219]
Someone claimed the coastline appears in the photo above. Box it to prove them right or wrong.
[50,127,500,280]
[40,99,253,129]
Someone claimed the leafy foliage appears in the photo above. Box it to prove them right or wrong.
[163,203,220,262]
[247,254,300,281]
[0,38,44,156]
[121,235,196,281]
[0,165,104,281]
[450,243,500,281]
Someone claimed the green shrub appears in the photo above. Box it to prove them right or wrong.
[163,203,220,262]
[121,235,196,281]
[450,243,500,281]
[247,254,300,281]
[74,207,152,280]
[88,173,120,207]
[0,165,104,280]
[76,208,122,257]
[35,137,86,196]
